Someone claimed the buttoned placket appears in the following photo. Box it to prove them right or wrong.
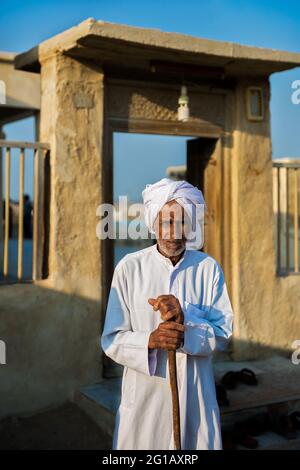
[152,244,189,449]
[152,243,187,294]
[153,244,188,384]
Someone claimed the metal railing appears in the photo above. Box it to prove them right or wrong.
[0,140,50,283]
[273,158,300,275]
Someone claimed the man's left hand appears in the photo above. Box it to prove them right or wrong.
[148,295,184,324]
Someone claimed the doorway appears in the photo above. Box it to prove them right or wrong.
[103,131,219,377]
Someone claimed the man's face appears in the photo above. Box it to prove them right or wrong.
[154,200,189,257]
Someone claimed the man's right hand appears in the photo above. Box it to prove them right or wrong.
[148,321,185,351]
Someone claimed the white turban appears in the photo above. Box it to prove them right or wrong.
[142,178,207,250]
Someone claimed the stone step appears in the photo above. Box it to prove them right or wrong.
[215,356,300,427]
[73,378,300,450]
[255,431,300,451]
[234,431,300,450]
[220,395,300,427]
[73,378,121,438]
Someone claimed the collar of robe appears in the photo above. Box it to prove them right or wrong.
[152,242,189,269]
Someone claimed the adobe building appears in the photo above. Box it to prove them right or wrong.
[1,19,300,421]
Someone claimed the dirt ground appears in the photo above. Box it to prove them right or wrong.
[0,402,112,450]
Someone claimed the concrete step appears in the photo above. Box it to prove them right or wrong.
[73,379,300,450]
[215,356,300,427]
[73,378,121,438]
[256,431,300,450]
[74,356,300,449]
[220,395,300,427]
[234,431,300,450]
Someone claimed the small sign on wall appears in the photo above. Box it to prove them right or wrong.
[246,86,264,121]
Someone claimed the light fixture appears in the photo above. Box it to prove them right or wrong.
[177,85,189,122]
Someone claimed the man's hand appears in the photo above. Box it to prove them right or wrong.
[148,321,185,351]
[148,295,184,324]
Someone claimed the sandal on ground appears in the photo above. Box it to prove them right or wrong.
[237,368,258,386]
[222,430,236,450]
[216,384,230,407]
[221,371,239,390]
[243,413,271,436]
[271,414,297,440]
[232,422,259,449]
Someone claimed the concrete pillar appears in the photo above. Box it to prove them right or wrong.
[39,53,105,379]
[230,78,276,360]
[0,127,5,272]
[39,53,104,298]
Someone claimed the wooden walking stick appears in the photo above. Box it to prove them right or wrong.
[148,296,181,449]
[168,349,181,450]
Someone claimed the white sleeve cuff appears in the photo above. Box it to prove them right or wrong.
[122,331,157,376]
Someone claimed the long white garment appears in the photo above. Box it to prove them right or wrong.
[100,243,233,450]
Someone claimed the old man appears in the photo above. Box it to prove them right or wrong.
[100,178,233,450]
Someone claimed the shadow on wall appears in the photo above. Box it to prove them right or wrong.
[0,281,103,420]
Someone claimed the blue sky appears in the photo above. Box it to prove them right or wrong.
[1,0,300,200]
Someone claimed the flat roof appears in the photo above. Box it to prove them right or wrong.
[0,51,16,63]
[15,18,300,77]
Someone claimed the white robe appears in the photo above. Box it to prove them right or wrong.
[100,243,233,450]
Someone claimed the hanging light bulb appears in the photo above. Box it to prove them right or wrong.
[177,85,189,122]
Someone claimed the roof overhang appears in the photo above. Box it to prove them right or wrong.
[15,18,300,80]
[0,51,40,126]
